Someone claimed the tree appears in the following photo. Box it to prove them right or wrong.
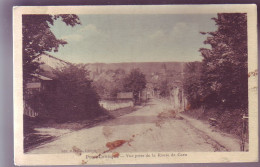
[22,14,81,83]
[199,13,247,109]
[110,69,126,97]
[183,62,202,109]
[159,79,170,97]
[92,68,126,98]
[123,69,146,102]
[34,64,105,122]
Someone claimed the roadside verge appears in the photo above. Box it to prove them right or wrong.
[180,114,246,151]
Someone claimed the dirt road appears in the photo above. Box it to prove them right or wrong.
[28,98,241,154]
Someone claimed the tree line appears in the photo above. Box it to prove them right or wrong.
[184,13,248,113]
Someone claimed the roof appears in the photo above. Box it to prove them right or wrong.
[31,74,52,81]
[35,53,70,65]
[117,92,133,99]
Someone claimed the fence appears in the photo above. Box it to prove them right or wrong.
[99,100,134,111]
[23,101,39,117]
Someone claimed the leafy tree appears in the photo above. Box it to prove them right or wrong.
[183,62,202,109]
[123,69,146,102]
[199,13,247,109]
[34,64,105,122]
[92,68,126,98]
[109,68,126,97]
[159,79,170,97]
[93,79,109,98]
[22,14,81,83]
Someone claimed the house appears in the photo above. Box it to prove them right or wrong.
[24,53,69,117]
[117,92,134,100]
[24,74,57,117]
[35,53,69,70]
[26,74,56,94]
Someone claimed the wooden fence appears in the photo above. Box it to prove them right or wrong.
[23,101,39,117]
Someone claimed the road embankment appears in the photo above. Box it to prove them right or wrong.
[180,113,245,151]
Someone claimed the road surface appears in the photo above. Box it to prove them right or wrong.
[28,98,240,154]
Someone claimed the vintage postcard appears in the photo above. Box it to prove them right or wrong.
[13,5,258,165]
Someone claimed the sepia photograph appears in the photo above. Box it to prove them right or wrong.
[13,5,258,165]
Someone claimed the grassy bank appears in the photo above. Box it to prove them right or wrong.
[182,107,248,144]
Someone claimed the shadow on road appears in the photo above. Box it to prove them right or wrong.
[103,115,158,126]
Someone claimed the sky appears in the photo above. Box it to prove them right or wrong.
[49,14,217,64]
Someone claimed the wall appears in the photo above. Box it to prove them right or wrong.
[170,87,187,112]
[99,100,134,111]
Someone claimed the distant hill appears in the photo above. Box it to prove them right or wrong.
[32,54,201,99]
[85,62,186,77]
[34,53,199,84]
[35,53,187,78]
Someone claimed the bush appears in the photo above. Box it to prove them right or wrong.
[183,62,202,109]
[37,64,106,122]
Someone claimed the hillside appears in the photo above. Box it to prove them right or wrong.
[35,54,188,81]
[85,62,189,98]
[34,54,195,93]
[85,62,186,77]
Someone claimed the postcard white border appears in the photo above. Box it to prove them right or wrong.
[13,5,258,165]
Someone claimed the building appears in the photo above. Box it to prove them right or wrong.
[117,92,134,100]
[26,74,56,93]
[24,53,69,117]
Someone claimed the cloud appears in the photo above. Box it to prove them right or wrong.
[148,22,197,42]
[61,34,84,42]
[168,22,202,47]
[171,22,199,39]
[80,24,98,33]
[80,24,107,38]
[171,22,188,36]
[148,30,165,40]
[60,24,108,43]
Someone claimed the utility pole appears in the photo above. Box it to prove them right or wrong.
[241,113,248,151]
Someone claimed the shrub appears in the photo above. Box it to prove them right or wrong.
[37,64,106,122]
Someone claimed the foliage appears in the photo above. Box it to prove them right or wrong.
[22,14,81,83]
[123,69,146,101]
[93,69,126,98]
[93,79,109,98]
[159,79,171,97]
[108,69,126,97]
[199,13,248,109]
[183,62,202,108]
[33,64,105,122]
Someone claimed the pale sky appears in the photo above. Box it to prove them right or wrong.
[49,14,217,63]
